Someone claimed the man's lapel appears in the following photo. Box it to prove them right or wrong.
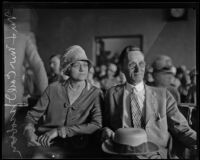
[113,84,125,124]
[113,85,124,107]
[144,85,158,126]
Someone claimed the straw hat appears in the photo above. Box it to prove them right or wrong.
[61,45,92,75]
[102,128,159,155]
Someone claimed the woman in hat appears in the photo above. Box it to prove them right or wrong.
[23,45,103,158]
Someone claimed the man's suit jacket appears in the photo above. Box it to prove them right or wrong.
[103,83,196,158]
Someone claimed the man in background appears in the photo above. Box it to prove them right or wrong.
[150,55,181,103]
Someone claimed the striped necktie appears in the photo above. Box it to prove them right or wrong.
[130,87,144,128]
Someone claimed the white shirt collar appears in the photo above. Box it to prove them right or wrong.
[126,81,144,92]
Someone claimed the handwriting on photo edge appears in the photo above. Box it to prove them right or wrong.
[4,10,22,159]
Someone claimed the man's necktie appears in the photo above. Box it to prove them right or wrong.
[130,88,143,128]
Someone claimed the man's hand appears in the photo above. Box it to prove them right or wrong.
[24,129,41,147]
[38,129,58,147]
[101,127,115,142]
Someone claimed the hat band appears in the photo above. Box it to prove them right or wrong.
[154,67,173,73]
[113,141,152,154]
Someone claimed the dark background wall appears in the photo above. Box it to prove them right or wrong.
[13,8,196,72]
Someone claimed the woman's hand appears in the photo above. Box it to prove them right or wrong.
[38,129,58,147]
[24,129,41,147]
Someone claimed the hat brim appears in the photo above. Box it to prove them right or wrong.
[154,69,174,75]
[62,59,93,73]
[154,67,175,74]
[102,139,159,156]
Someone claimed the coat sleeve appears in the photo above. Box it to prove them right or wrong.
[23,86,50,132]
[25,33,48,95]
[166,90,197,148]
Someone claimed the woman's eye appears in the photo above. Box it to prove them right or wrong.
[72,64,80,68]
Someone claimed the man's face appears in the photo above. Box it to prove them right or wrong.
[88,67,94,80]
[121,51,146,85]
[70,60,89,81]
[107,64,117,78]
[50,56,60,75]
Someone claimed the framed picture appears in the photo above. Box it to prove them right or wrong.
[95,35,143,67]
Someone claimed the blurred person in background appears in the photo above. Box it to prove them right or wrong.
[150,55,180,103]
[88,66,101,88]
[116,71,126,85]
[22,60,43,107]
[3,8,48,158]
[170,67,181,89]
[144,65,154,85]
[186,68,197,132]
[178,72,191,103]
[96,64,107,81]
[176,65,187,83]
[186,68,197,104]
[100,63,119,92]
[48,54,69,84]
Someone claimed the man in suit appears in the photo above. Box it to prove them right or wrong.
[101,46,197,159]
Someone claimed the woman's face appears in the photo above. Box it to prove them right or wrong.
[70,60,89,81]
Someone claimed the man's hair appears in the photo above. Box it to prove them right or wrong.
[118,46,143,67]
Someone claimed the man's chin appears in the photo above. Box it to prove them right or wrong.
[131,76,143,83]
[73,77,87,82]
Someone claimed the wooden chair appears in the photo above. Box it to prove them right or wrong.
[176,103,198,159]
[178,103,197,131]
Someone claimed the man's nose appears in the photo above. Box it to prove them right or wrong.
[134,65,139,72]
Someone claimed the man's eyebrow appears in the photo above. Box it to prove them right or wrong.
[129,62,136,64]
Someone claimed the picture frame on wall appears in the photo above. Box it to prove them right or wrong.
[95,35,143,67]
